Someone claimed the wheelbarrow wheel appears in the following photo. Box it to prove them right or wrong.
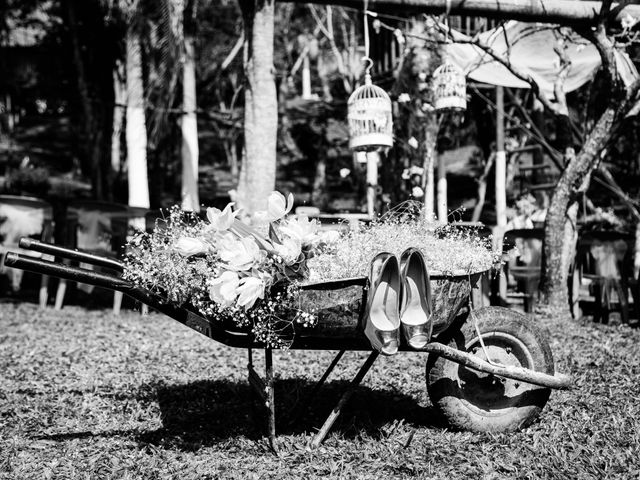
[426,306,554,432]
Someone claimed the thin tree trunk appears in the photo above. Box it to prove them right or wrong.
[422,116,439,221]
[112,60,126,175]
[238,0,278,215]
[471,152,495,223]
[125,28,150,209]
[181,34,200,212]
[311,154,328,210]
[65,0,104,198]
[635,222,640,281]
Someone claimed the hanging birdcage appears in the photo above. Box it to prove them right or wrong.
[432,59,467,112]
[348,74,393,151]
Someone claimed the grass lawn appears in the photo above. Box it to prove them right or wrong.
[1,301,639,479]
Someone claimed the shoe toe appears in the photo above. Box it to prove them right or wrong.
[380,340,399,356]
[407,334,429,350]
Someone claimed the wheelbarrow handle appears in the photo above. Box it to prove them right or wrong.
[5,251,130,291]
[18,238,124,272]
[3,252,255,348]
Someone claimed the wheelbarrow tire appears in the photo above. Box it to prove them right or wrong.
[426,306,554,433]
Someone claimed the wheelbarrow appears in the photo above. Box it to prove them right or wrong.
[4,238,571,450]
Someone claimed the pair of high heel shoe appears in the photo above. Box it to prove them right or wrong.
[362,248,433,356]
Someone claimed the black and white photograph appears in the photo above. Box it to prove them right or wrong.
[1,0,639,478]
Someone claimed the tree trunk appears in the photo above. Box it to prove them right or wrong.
[540,107,617,307]
[125,28,150,209]
[181,34,200,212]
[238,0,278,215]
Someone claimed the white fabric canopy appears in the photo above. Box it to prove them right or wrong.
[444,21,638,96]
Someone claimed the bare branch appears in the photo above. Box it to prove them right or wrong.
[552,33,571,116]
[308,4,352,92]
[594,165,640,221]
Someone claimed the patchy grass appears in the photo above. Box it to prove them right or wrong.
[1,302,639,479]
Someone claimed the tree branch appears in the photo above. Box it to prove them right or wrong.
[579,22,620,92]
[552,33,572,116]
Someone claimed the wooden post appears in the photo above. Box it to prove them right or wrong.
[437,151,448,222]
[495,86,507,229]
[366,152,379,217]
[495,86,507,302]
[302,54,312,99]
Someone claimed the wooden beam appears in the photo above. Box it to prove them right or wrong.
[279,0,640,25]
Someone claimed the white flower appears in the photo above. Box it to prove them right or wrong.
[236,276,265,309]
[274,234,302,265]
[280,215,319,246]
[398,93,411,103]
[267,191,294,221]
[412,186,425,198]
[408,137,419,149]
[206,203,237,231]
[339,168,351,178]
[209,271,240,307]
[174,237,209,256]
[218,235,262,271]
[251,210,270,228]
[317,230,340,245]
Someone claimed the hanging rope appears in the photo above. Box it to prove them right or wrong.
[363,0,373,77]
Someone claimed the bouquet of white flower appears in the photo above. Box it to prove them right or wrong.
[124,191,338,348]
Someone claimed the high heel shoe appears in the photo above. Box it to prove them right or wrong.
[399,248,433,349]
[362,252,401,355]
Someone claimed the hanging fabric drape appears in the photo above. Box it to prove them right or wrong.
[442,21,638,96]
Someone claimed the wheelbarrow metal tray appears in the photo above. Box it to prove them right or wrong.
[4,242,482,351]
[294,272,482,350]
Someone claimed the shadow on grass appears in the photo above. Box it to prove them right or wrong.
[31,378,443,451]
[134,378,443,451]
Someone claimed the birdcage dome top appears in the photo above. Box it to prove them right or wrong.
[348,75,391,105]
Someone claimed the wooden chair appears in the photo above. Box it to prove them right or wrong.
[0,195,54,307]
[501,228,544,312]
[572,231,635,324]
[55,200,130,313]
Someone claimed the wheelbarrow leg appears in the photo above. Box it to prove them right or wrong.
[247,347,278,453]
[265,348,277,452]
[311,351,379,448]
[288,350,346,426]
